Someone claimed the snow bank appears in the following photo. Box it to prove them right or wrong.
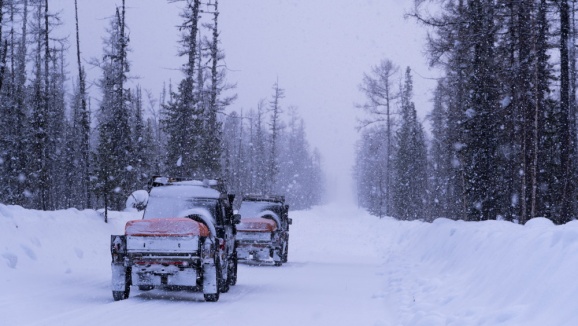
[0,204,139,276]
[291,203,578,325]
[369,216,578,325]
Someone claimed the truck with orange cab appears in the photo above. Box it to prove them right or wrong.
[236,195,291,266]
[110,177,240,302]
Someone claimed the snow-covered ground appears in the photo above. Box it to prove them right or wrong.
[2,202,578,325]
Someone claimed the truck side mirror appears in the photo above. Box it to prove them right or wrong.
[233,214,242,224]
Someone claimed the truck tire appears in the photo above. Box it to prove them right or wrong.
[282,241,289,263]
[112,267,131,301]
[204,257,221,302]
[228,254,238,286]
[112,282,130,301]
[204,292,220,302]
[270,247,282,266]
[273,245,284,266]
[220,257,230,294]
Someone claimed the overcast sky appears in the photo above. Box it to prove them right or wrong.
[52,0,438,201]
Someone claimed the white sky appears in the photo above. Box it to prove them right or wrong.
[52,0,438,201]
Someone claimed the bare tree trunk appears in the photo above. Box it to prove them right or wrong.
[74,0,91,208]
[559,0,573,223]
[210,0,219,114]
[186,0,200,88]
[0,0,5,94]
[385,79,391,217]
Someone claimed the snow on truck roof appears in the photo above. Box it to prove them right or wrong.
[149,181,222,199]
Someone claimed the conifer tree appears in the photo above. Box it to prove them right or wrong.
[73,0,91,208]
[267,81,284,192]
[163,0,203,177]
[95,1,132,220]
[392,67,428,220]
[428,80,451,219]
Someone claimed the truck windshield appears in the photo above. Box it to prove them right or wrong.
[239,201,282,218]
[143,197,217,220]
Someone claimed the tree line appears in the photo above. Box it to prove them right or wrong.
[356,0,578,224]
[222,83,324,210]
[0,0,324,218]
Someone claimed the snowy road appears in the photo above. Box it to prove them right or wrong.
[3,203,578,325]
[1,204,390,326]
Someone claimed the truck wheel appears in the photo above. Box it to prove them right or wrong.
[204,257,221,302]
[274,250,283,266]
[271,247,283,266]
[220,257,230,293]
[204,291,220,302]
[112,282,130,301]
[228,255,238,286]
[112,268,131,301]
[282,241,289,263]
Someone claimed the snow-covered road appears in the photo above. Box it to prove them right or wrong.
[2,203,578,325]
[1,204,390,325]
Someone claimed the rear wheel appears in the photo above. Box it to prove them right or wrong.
[204,291,220,302]
[112,290,128,301]
[282,240,289,263]
[204,292,219,302]
[274,249,283,267]
[220,257,230,293]
[271,247,283,266]
[204,257,221,302]
[228,254,238,286]
[112,268,131,301]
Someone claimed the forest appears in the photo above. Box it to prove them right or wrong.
[355,0,578,224]
[0,0,324,217]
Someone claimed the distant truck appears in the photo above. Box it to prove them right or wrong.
[110,177,240,302]
[236,195,291,266]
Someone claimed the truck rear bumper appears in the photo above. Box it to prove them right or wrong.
[132,265,198,287]
[237,242,272,261]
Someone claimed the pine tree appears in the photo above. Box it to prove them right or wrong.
[555,0,575,224]
[46,46,67,209]
[29,0,51,209]
[73,0,91,209]
[428,80,451,219]
[354,125,389,217]
[28,0,65,210]
[253,100,268,194]
[163,0,203,177]
[198,0,236,178]
[2,0,31,207]
[95,1,132,220]
[221,111,240,193]
[130,86,148,191]
[392,67,428,220]
[267,80,284,192]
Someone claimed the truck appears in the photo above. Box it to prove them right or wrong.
[110,177,240,302]
[236,195,291,266]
